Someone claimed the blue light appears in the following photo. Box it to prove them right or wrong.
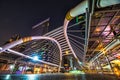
[26,74,37,80]
[33,56,39,61]
[6,75,10,79]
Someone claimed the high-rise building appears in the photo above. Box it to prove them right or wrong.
[31,18,50,36]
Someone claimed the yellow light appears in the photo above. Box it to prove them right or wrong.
[64,64,68,66]
[114,68,120,76]
[44,64,47,67]
[65,50,69,54]
[95,28,101,32]
[111,60,120,64]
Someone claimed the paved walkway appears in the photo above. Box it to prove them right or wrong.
[0,73,118,80]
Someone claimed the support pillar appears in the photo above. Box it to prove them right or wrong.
[92,62,98,73]
[104,54,114,74]
[22,65,27,74]
[97,58,103,74]
[95,59,102,74]
[69,57,73,70]
[10,61,16,74]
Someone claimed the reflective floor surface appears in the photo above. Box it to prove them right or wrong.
[0,73,118,80]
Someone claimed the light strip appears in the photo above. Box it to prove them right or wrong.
[69,38,84,52]
[70,40,84,54]
[54,36,65,40]
[46,30,63,37]
[68,33,85,40]
[69,36,85,46]
[68,30,85,33]
[45,26,62,36]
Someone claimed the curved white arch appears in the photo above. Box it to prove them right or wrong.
[63,19,82,66]
[0,36,62,72]
[63,1,88,67]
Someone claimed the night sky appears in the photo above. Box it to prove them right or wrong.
[0,0,82,46]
